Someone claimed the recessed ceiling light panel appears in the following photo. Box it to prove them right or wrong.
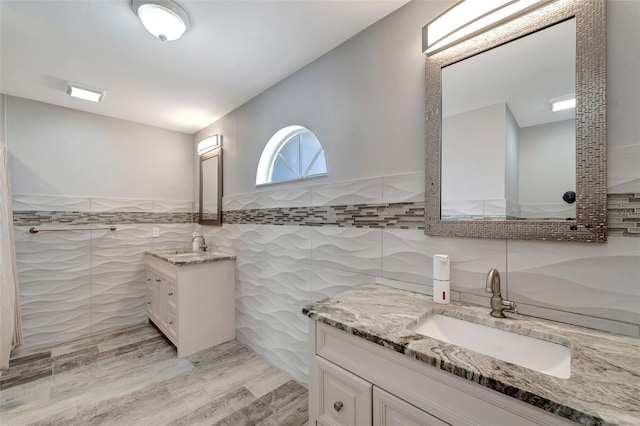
[132,0,191,42]
[66,82,105,102]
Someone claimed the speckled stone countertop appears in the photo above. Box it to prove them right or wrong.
[302,284,640,426]
[146,250,235,265]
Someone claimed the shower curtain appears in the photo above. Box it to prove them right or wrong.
[0,144,22,375]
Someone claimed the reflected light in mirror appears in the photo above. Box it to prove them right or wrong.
[424,0,549,55]
[552,98,576,112]
[197,134,221,155]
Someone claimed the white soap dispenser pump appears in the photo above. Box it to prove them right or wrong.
[433,254,450,304]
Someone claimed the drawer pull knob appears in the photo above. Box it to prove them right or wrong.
[333,401,343,412]
[147,302,151,305]
[155,279,161,282]
[168,292,174,296]
[169,321,174,325]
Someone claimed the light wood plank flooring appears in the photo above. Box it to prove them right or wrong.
[0,323,309,425]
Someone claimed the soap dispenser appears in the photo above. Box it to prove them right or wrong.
[433,254,450,304]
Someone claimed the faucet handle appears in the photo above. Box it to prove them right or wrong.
[502,300,517,313]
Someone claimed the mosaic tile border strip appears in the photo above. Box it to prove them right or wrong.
[222,203,426,229]
[607,193,640,237]
[13,193,639,236]
[13,211,193,226]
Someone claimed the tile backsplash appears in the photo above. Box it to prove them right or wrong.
[11,180,640,385]
[195,175,639,384]
[12,194,194,350]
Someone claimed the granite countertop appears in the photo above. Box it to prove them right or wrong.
[302,284,640,426]
[146,250,236,265]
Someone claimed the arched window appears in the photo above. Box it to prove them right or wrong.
[256,125,327,185]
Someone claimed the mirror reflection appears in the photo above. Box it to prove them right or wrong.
[199,148,222,226]
[441,19,576,221]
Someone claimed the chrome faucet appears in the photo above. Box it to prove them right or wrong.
[192,235,208,252]
[485,268,517,318]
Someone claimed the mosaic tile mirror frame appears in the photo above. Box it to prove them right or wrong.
[424,0,607,242]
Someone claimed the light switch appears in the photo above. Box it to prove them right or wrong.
[152,227,160,238]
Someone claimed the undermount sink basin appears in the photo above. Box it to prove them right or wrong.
[409,314,571,379]
[169,252,200,258]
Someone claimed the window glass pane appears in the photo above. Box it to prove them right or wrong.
[272,157,296,181]
[300,132,321,172]
[306,150,327,176]
[258,125,327,185]
[279,135,301,177]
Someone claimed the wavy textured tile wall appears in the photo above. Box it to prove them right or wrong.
[14,226,91,349]
[12,195,194,350]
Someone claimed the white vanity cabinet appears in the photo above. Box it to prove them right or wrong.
[309,320,575,426]
[146,254,235,357]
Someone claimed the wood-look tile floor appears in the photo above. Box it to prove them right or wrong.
[0,323,309,425]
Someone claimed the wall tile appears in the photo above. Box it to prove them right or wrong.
[515,303,640,338]
[12,194,90,212]
[235,256,311,384]
[382,229,506,296]
[222,192,265,211]
[196,223,238,255]
[152,200,193,213]
[608,144,640,193]
[90,197,153,213]
[14,226,91,349]
[150,224,194,252]
[263,187,312,209]
[311,265,374,302]
[311,177,382,206]
[311,227,382,276]
[382,172,425,204]
[506,237,640,325]
[90,225,154,334]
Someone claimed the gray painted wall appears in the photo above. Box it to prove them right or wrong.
[194,0,446,195]
[6,96,194,200]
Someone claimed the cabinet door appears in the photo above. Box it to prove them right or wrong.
[373,387,449,426]
[146,270,155,319]
[315,357,372,426]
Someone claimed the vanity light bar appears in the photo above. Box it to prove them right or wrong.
[423,0,552,56]
[197,134,221,155]
[66,82,105,102]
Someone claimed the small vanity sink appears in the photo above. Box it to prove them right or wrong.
[409,314,571,379]
[169,252,200,258]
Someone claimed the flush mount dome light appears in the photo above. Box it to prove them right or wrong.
[132,0,190,42]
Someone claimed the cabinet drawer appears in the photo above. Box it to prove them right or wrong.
[373,387,449,426]
[146,255,177,279]
[315,356,372,426]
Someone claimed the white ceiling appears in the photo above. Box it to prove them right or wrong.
[0,0,408,134]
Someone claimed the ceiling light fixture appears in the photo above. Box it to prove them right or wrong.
[550,94,576,112]
[423,0,552,56]
[197,135,221,156]
[132,0,190,42]
[66,82,105,102]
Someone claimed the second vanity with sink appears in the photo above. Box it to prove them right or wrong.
[145,250,236,357]
[304,284,640,426]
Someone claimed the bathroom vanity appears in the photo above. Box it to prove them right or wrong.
[304,284,640,426]
[145,250,236,358]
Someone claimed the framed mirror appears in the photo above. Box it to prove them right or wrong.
[199,147,222,226]
[425,0,606,243]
